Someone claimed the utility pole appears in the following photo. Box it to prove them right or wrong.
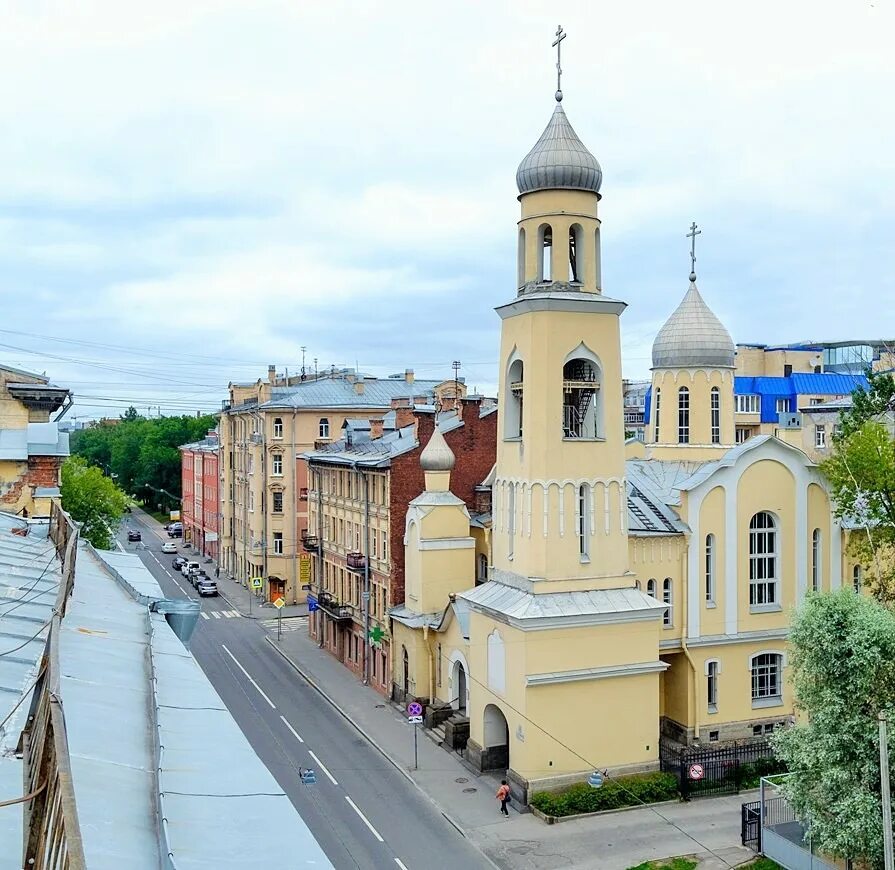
[881,712,894,870]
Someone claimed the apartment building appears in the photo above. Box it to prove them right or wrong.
[301,397,496,695]
[0,364,71,517]
[218,366,466,604]
[180,430,220,560]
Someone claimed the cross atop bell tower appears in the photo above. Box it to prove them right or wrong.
[552,25,567,102]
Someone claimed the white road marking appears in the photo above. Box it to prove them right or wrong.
[222,611,235,618]
[149,552,187,595]
[345,795,383,842]
[212,611,221,619]
[200,612,209,620]
[308,750,338,786]
[279,715,304,743]
[395,859,410,870]
[221,644,276,709]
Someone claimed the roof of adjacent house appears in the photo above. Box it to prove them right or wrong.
[256,376,447,411]
[0,423,70,460]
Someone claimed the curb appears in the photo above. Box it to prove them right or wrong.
[263,636,491,855]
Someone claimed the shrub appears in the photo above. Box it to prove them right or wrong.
[530,771,679,817]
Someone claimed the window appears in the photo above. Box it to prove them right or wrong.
[319,418,330,439]
[273,417,283,438]
[436,643,443,686]
[811,528,821,592]
[506,357,524,439]
[749,512,778,608]
[507,484,516,558]
[736,428,750,444]
[371,532,378,559]
[752,724,763,737]
[538,223,552,281]
[775,398,791,414]
[678,387,690,444]
[568,224,583,282]
[653,388,661,442]
[577,484,590,559]
[705,534,716,603]
[815,425,826,449]
[809,397,823,406]
[710,387,720,444]
[381,531,388,562]
[709,730,719,742]
[517,228,526,287]
[783,364,793,377]
[662,578,673,628]
[751,653,783,704]
[562,356,601,439]
[707,660,719,712]
[272,491,283,513]
[735,394,760,414]
[477,554,488,585]
[647,578,657,599]
[272,453,283,476]
[853,564,862,594]
[273,532,283,555]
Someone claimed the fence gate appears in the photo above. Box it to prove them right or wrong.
[741,800,761,850]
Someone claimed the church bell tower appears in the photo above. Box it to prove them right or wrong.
[492,26,630,591]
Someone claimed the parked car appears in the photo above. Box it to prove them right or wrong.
[127,530,141,542]
[181,561,201,579]
[161,542,177,554]
[167,522,183,539]
[172,556,187,571]
[196,577,218,597]
[191,570,209,589]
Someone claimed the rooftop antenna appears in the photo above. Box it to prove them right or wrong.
[687,221,701,282]
[301,346,307,379]
[552,24,567,102]
[452,360,461,409]
[314,357,318,379]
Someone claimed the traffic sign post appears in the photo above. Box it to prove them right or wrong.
[407,702,423,769]
[274,596,285,640]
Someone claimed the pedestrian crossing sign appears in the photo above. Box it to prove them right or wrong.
[250,577,263,590]
[273,597,285,609]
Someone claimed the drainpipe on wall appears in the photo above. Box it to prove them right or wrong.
[423,625,434,701]
[352,462,372,686]
[680,543,701,742]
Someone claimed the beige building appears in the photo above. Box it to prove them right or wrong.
[0,365,71,518]
[390,53,870,805]
[218,367,465,603]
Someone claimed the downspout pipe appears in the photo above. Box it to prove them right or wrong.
[680,543,700,742]
[352,461,372,686]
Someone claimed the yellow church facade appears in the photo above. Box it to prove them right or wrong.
[390,53,858,802]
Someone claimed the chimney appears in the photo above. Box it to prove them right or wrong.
[370,417,384,440]
[405,368,415,385]
[394,404,416,431]
[354,380,365,395]
[268,364,276,384]
[415,408,435,445]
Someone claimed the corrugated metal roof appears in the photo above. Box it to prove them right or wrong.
[257,377,444,411]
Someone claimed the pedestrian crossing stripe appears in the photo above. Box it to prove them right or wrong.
[201,612,209,620]
[260,617,307,632]
[212,612,221,618]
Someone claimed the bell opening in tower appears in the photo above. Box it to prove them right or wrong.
[562,358,601,438]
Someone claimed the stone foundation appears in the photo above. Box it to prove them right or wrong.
[662,712,794,748]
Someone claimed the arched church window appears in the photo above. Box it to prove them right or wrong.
[569,224,584,283]
[577,484,590,559]
[662,578,673,627]
[563,357,601,439]
[711,387,721,444]
[647,578,657,598]
[678,388,690,444]
[705,534,716,602]
[853,564,862,594]
[517,228,526,287]
[538,223,552,281]
[505,357,524,439]
[749,511,778,607]
[654,388,661,442]
[507,483,516,559]
[594,227,602,290]
[811,528,822,592]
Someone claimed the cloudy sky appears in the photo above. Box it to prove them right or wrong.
[2,0,892,419]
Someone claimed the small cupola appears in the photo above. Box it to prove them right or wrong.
[420,426,455,492]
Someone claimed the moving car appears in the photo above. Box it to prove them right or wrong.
[127,530,141,542]
[161,542,177,554]
[196,577,218,597]
[172,556,187,571]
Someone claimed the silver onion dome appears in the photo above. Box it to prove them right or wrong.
[652,278,735,369]
[516,102,602,196]
[420,426,455,472]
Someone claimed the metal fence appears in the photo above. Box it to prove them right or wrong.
[741,800,761,850]
[659,737,779,799]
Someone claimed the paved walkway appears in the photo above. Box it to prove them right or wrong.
[212,569,309,620]
[264,627,758,870]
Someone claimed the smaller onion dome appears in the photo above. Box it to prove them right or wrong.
[516,102,602,196]
[420,426,455,472]
[652,277,735,369]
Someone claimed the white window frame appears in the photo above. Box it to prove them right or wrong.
[705,533,716,604]
[273,532,283,555]
[775,398,791,414]
[662,578,673,628]
[750,651,784,708]
[815,425,827,449]
[735,394,761,414]
[273,417,283,439]
[319,418,330,439]
[272,453,283,476]
[705,659,720,713]
[577,484,590,561]
[811,528,821,592]
[507,484,516,559]
[678,388,690,444]
[647,578,657,600]
[853,564,862,593]
[272,490,283,514]
[653,387,661,442]
[710,387,721,444]
[749,512,780,611]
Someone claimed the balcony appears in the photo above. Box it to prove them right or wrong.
[299,487,309,501]
[314,439,331,450]
[301,534,320,554]
[346,551,367,573]
[317,591,353,623]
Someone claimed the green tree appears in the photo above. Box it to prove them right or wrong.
[838,369,895,439]
[772,589,895,866]
[121,406,141,422]
[60,456,128,549]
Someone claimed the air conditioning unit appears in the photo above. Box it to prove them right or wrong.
[777,412,802,429]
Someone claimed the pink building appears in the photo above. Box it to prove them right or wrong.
[179,430,220,560]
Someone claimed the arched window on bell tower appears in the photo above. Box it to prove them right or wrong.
[517,228,526,287]
[505,354,524,440]
[562,346,603,439]
[538,223,553,282]
[569,224,584,283]
[594,227,602,290]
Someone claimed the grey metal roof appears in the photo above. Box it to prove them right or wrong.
[256,377,445,411]
[652,279,735,369]
[625,471,688,535]
[389,605,442,630]
[0,363,50,382]
[0,423,69,460]
[0,516,57,867]
[516,101,602,195]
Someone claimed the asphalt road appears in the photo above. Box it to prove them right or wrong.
[121,511,490,870]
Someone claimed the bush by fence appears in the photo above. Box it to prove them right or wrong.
[530,771,679,817]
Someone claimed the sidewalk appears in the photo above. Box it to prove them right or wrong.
[214,570,308,620]
[264,628,757,870]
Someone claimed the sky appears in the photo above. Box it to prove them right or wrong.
[1,0,893,420]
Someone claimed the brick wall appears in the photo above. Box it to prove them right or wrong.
[0,456,62,513]
[388,400,496,605]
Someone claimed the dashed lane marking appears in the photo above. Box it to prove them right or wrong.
[395,859,410,870]
[308,750,338,786]
[148,552,187,595]
[345,795,383,842]
[221,644,276,709]
[279,715,304,743]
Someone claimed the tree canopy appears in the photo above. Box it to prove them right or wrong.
[60,456,129,549]
[71,412,216,510]
[772,589,895,866]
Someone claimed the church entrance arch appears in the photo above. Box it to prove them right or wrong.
[482,703,510,771]
[451,660,468,714]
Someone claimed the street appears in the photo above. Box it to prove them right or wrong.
[122,510,491,870]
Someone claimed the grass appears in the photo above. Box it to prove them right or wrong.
[626,859,780,870]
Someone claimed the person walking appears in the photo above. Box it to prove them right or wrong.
[496,780,510,816]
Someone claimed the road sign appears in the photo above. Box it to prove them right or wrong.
[408,715,423,724]
[407,701,423,717]
[299,554,311,583]
[273,597,285,609]
[250,577,263,590]
[308,597,319,613]
[688,763,705,781]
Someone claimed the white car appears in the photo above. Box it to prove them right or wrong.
[181,561,200,578]
[162,542,178,554]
